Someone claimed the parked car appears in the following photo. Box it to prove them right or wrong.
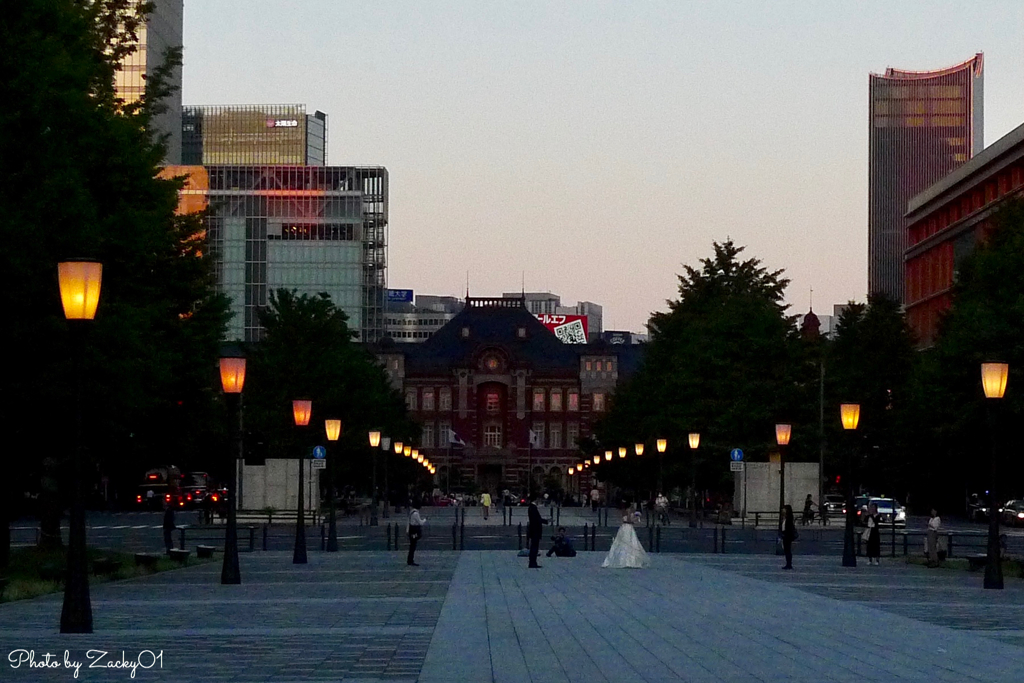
[1001,500,1024,527]
[854,496,906,527]
[822,494,845,517]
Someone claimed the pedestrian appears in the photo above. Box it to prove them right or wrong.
[162,502,176,553]
[526,494,549,568]
[407,500,426,566]
[802,494,816,525]
[590,487,600,513]
[480,491,491,520]
[820,500,829,527]
[926,508,943,567]
[780,504,797,569]
[864,503,881,565]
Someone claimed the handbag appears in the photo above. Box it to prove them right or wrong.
[861,527,871,542]
[408,524,422,541]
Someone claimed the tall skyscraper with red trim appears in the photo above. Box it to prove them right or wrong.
[868,54,984,303]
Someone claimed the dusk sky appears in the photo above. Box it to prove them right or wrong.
[182,1,1024,331]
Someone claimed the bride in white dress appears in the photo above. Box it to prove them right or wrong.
[602,504,650,568]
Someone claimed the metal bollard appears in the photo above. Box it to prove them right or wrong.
[556,506,560,527]
[460,520,465,550]
[179,527,185,551]
[591,524,596,550]
[249,525,255,552]
[262,524,268,551]
[320,524,325,551]
[583,523,589,551]
[891,525,896,558]
[721,526,726,554]
[656,525,661,553]
[387,523,392,551]
[517,523,523,551]
[856,532,862,556]
[452,522,457,550]
[713,526,719,553]
[903,532,909,556]
[395,523,401,551]
[648,525,654,550]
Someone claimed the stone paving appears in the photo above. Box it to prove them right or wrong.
[2,550,1023,682]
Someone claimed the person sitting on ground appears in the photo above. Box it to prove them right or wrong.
[546,527,577,557]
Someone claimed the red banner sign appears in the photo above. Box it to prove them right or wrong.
[535,314,588,343]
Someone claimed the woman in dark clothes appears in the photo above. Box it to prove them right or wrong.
[781,505,797,569]
[865,503,882,565]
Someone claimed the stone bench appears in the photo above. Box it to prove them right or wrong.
[92,558,120,575]
[167,549,191,564]
[134,553,160,568]
[967,554,988,571]
[196,545,216,559]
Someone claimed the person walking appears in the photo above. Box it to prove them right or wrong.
[480,491,491,520]
[526,494,549,568]
[926,508,943,567]
[406,501,426,566]
[780,504,797,569]
[802,494,816,525]
[864,503,881,565]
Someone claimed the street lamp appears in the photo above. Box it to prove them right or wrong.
[688,433,699,528]
[219,348,246,584]
[58,260,102,634]
[775,424,792,553]
[982,361,1009,590]
[381,437,392,518]
[635,442,644,456]
[840,403,860,568]
[369,431,381,525]
[618,447,627,458]
[656,438,667,494]
[292,400,312,564]
[593,455,600,465]
[404,445,412,458]
[605,450,612,462]
[324,419,342,552]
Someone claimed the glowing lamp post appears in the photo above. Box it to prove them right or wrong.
[688,433,700,528]
[593,455,600,465]
[219,349,246,584]
[368,431,381,525]
[605,450,613,462]
[58,260,102,633]
[840,403,860,568]
[404,445,412,458]
[618,447,626,459]
[982,362,1009,589]
[380,436,392,519]
[775,424,792,552]
[324,419,342,552]
[291,400,311,564]
[656,438,667,494]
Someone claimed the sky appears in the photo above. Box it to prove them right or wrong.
[182,1,1024,332]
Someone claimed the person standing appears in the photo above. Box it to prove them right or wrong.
[590,487,600,513]
[162,502,176,553]
[926,508,942,567]
[780,504,797,569]
[602,504,650,568]
[480,491,491,520]
[526,494,549,568]
[407,501,426,566]
[802,494,815,525]
[864,503,881,565]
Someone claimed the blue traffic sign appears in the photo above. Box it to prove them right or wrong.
[313,445,326,459]
[730,448,744,462]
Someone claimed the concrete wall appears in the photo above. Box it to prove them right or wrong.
[733,462,820,516]
[239,459,320,513]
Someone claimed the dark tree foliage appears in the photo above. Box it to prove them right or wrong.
[244,290,417,498]
[597,241,811,498]
[824,295,916,502]
[0,0,228,557]
[912,200,1024,509]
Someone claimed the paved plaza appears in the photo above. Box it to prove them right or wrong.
[2,550,1022,682]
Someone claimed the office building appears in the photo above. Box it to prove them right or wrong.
[377,297,642,493]
[181,104,328,166]
[385,292,462,343]
[905,120,1024,346]
[868,54,983,303]
[165,164,388,342]
[115,0,183,164]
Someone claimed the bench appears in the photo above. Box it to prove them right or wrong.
[967,554,988,571]
[91,558,120,575]
[196,545,216,559]
[167,549,191,564]
[134,553,160,568]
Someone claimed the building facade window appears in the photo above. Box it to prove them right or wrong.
[532,389,545,412]
[585,360,592,371]
[532,421,545,448]
[486,392,500,414]
[405,388,417,411]
[549,423,562,449]
[422,423,435,448]
[439,421,451,447]
[592,393,605,412]
[550,389,562,412]
[567,422,579,448]
[567,390,579,412]
[484,424,502,448]
[422,389,435,412]
[439,387,452,411]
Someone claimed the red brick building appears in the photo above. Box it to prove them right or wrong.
[377,297,640,497]
[905,121,1024,346]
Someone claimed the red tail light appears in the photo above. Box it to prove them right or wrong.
[165,494,171,501]
[211,494,219,502]
[136,495,142,502]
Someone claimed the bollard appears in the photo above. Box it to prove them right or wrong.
[583,523,589,551]
[460,520,465,550]
[656,525,661,553]
[320,524,325,551]
[556,506,560,527]
[721,526,726,554]
[509,506,513,525]
[591,524,596,550]
[452,522,457,550]
[856,532,862,557]
[395,523,401,551]
[903,532,909,556]
[517,523,523,551]
[648,524,654,550]
[262,524,268,551]
[387,523,392,551]
[713,526,719,554]
[891,526,896,558]
[179,527,185,551]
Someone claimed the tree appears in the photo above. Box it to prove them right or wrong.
[0,1,228,561]
[245,290,416,501]
[598,241,810,500]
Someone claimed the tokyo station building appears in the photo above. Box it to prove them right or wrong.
[376,297,642,495]
[905,120,1024,346]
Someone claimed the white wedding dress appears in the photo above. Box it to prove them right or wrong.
[602,516,650,568]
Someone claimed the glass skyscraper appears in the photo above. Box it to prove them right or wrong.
[115,0,183,164]
[868,54,983,303]
[181,105,328,166]
[165,165,387,343]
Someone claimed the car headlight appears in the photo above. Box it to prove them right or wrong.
[896,510,906,520]
[1017,512,1024,519]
